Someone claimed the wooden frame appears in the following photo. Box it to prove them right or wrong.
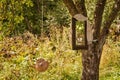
[72,18,88,50]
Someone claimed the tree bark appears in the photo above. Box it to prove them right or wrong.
[94,0,106,38]
[62,0,78,16]
[75,0,87,17]
[81,43,104,80]
[81,1,120,79]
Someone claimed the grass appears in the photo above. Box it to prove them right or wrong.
[0,27,120,80]
[100,38,120,80]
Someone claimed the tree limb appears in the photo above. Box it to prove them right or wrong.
[75,0,87,17]
[93,0,106,39]
[62,0,78,16]
[99,0,120,44]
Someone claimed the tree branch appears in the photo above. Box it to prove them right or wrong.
[75,0,87,17]
[62,0,78,16]
[100,0,120,44]
[93,0,106,39]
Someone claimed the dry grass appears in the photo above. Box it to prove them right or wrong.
[0,27,120,80]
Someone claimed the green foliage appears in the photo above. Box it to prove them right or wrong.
[0,0,34,35]
[0,0,70,36]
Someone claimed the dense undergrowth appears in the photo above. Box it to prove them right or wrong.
[0,27,120,80]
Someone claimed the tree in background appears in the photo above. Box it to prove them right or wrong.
[0,0,34,35]
[0,0,70,36]
[63,0,120,80]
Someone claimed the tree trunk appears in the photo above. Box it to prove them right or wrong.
[81,43,103,80]
[62,0,120,80]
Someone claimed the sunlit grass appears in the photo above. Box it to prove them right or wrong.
[100,38,120,80]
